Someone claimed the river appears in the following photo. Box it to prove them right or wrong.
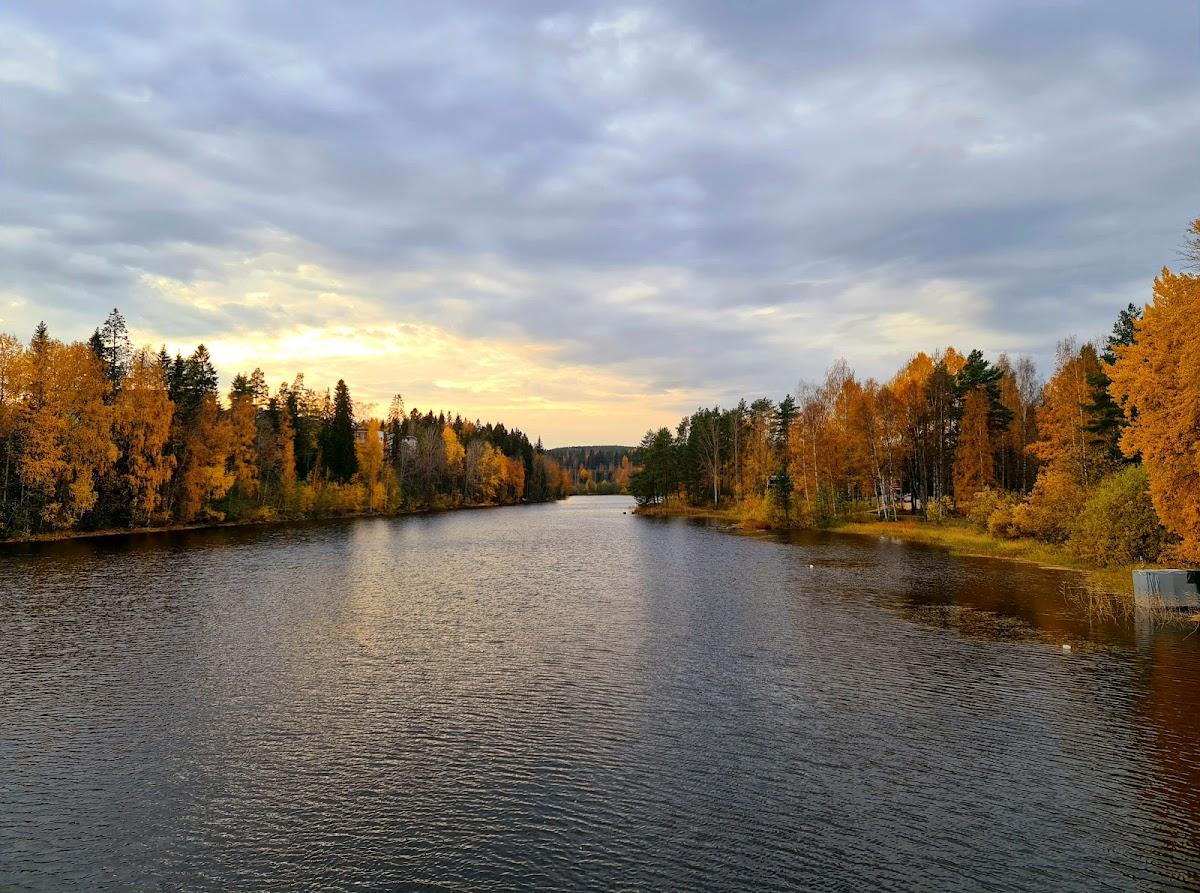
[2,495,1198,891]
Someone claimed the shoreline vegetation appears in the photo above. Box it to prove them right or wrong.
[0,499,528,547]
[0,310,571,543]
[629,221,1200,612]
[633,500,1137,595]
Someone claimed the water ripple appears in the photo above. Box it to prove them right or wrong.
[2,497,1199,891]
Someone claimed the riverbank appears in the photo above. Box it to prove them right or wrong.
[836,517,1137,595]
[0,500,538,547]
[634,501,1139,594]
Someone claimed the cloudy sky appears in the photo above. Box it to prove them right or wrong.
[1,1,1196,445]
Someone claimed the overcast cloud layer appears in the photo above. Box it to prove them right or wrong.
[2,1,1196,444]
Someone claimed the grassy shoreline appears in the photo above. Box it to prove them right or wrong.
[0,500,524,547]
[634,501,1137,594]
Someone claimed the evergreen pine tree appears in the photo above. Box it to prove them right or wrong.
[179,345,218,416]
[1087,303,1141,462]
[955,349,1012,430]
[97,308,132,393]
[771,394,797,516]
[88,329,105,362]
[321,379,357,482]
[29,322,51,409]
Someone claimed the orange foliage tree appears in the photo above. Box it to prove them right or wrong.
[1108,268,1200,560]
[952,388,996,502]
[19,336,117,529]
[113,349,176,525]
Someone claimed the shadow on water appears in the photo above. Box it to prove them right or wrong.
[677,517,1188,652]
[682,514,1200,860]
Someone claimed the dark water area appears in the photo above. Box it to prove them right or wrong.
[2,495,1199,891]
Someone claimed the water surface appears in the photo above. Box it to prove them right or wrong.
[2,496,1199,890]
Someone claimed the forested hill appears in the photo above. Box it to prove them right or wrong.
[548,445,636,495]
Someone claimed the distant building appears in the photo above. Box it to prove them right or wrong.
[353,424,387,446]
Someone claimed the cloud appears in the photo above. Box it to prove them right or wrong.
[0,0,1196,444]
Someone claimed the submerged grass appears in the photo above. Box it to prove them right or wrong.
[837,517,1135,595]
[634,497,777,530]
[1061,578,1200,631]
[637,500,1200,630]
[636,501,1137,595]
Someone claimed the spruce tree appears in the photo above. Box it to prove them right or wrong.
[1087,303,1142,462]
[321,379,357,482]
[954,349,1012,430]
[28,322,50,409]
[97,308,132,393]
[178,345,218,416]
[167,353,186,404]
[771,395,796,517]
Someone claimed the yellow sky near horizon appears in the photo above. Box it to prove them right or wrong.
[129,261,694,446]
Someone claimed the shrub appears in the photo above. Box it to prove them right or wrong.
[1010,466,1087,543]
[285,482,315,518]
[810,485,845,528]
[926,495,955,524]
[987,496,1020,540]
[736,496,776,530]
[966,488,1001,530]
[1068,465,1168,567]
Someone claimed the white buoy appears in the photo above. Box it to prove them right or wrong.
[1062,643,1072,652]
[808,564,815,569]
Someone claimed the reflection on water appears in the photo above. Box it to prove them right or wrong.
[2,496,1199,891]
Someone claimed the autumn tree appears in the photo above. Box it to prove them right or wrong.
[854,379,904,519]
[1068,465,1166,567]
[172,345,232,521]
[274,392,298,506]
[1004,341,1110,541]
[414,425,447,504]
[501,454,526,503]
[741,398,775,500]
[996,355,1040,492]
[890,353,935,511]
[113,349,176,525]
[0,310,552,535]
[1028,340,1112,488]
[226,379,260,508]
[18,334,117,530]
[356,419,386,511]
[442,424,465,492]
[952,388,996,502]
[1108,267,1200,560]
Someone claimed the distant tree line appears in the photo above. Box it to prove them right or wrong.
[0,311,568,538]
[631,220,1200,568]
[547,445,635,495]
